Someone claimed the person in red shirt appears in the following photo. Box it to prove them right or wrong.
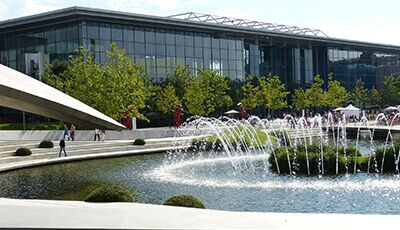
[173,105,183,128]
[237,102,248,120]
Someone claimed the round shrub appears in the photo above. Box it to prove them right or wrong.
[84,185,135,202]
[163,195,206,209]
[39,140,54,148]
[15,148,32,156]
[133,138,146,145]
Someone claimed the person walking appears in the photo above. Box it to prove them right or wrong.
[94,128,101,141]
[59,138,67,157]
[69,124,76,141]
[63,124,70,140]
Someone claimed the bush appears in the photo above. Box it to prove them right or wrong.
[39,140,54,148]
[163,195,206,209]
[268,144,367,175]
[15,148,32,156]
[84,185,135,202]
[133,138,146,145]
[374,142,400,173]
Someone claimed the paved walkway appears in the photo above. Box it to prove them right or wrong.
[0,198,398,229]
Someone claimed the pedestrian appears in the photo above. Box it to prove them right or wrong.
[101,129,106,142]
[237,102,248,120]
[173,105,183,128]
[94,128,101,141]
[69,124,76,141]
[59,138,67,157]
[63,124,70,140]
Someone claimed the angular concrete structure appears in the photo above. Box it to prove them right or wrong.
[0,64,125,131]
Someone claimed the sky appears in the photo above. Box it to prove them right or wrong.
[0,0,399,45]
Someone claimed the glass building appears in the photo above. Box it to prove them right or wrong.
[1,7,400,122]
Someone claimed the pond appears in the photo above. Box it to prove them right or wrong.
[0,138,400,214]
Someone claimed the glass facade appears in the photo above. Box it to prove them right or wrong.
[1,17,400,91]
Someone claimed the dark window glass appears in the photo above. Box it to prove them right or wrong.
[134,42,145,55]
[228,49,237,59]
[212,48,220,59]
[212,38,220,49]
[194,36,203,47]
[176,46,185,57]
[146,43,156,55]
[167,57,175,68]
[176,57,185,67]
[166,33,175,45]
[155,31,166,44]
[185,33,194,46]
[221,49,228,60]
[114,41,123,50]
[99,40,108,52]
[111,26,123,41]
[123,28,134,42]
[203,36,211,47]
[135,55,145,67]
[156,57,166,67]
[45,30,55,43]
[87,24,99,39]
[228,39,236,50]
[124,42,134,54]
[236,40,243,50]
[176,33,185,45]
[220,39,228,49]
[204,48,211,59]
[166,45,175,56]
[135,29,145,43]
[204,58,211,69]
[145,30,155,43]
[66,26,79,41]
[99,24,111,40]
[185,46,194,57]
[156,44,166,56]
[57,42,67,53]
[194,47,203,58]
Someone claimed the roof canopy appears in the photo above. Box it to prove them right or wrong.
[0,64,125,130]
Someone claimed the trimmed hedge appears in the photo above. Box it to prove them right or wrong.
[15,147,32,156]
[84,185,135,202]
[133,138,146,145]
[192,127,277,151]
[163,195,205,209]
[39,140,54,148]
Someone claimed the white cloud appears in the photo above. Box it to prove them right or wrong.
[0,0,60,20]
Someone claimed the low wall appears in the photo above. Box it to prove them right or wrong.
[0,127,179,141]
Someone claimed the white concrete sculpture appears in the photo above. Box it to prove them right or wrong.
[0,64,125,131]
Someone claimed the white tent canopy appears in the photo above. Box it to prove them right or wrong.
[333,107,345,111]
[342,104,361,119]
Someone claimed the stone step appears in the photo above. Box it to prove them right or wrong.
[0,142,174,164]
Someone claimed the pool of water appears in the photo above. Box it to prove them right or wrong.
[1,138,400,214]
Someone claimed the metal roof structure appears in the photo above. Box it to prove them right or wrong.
[169,12,329,38]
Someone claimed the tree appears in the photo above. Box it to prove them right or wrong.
[103,43,149,120]
[165,65,191,101]
[44,43,149,121]
[183,69,232,116]
[292,88,309,110]
[325,73,350,108]
[240,76,259,110]
[305,74,325,109]
[382,75,400,105]
[257,75,289,114]
[155,84,181,114]
[351,79,368,108]
[368,87,382,106]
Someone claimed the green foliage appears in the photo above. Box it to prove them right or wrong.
[39,140,54,148]
[374,141,400,173]
[240,76,259,110]
[155,84,181,114]
[163,195,206,209]
[84,184,135,202]
[368,87,382,106]
[133,138,146,145]
[51,182,111,201]
[184,69,232,116]
[192,127,276,151]
[15,148,32,156]
[269,144,367,175]
[166,66,191,100]
[44,43,149,121]
[351,79,368,108]
[325,73,350,108]
[382,75,400,105]
[305,74,326,108]
[292,88,309,110]
[257,75,289,110]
